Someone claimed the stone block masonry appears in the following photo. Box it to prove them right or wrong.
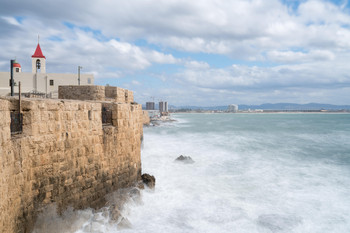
[59,85,134,103]
[142,110,151,126]
[0,94,143,233]
[59,85,105,101]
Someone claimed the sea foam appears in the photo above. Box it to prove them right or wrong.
[32,113,350,232]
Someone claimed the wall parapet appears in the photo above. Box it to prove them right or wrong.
[58,85,134,103]
[0,96,143,233]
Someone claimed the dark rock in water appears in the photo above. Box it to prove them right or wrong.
[141,173,156,189]
[175,155,195,164]
[150,121,160,126]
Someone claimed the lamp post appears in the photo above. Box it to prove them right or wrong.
[78,66,83,85]
[10,59,14,96]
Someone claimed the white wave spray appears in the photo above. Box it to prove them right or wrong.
[32,113,350,232]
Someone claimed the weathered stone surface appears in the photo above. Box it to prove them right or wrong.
[109,205,123,222]
[59,85,105,101]
[141,174,156,189]
[142,111,150,126]
[137,181,145,190]
[175,155,195,164]
[59,85,134,103]
[0,96,144,233]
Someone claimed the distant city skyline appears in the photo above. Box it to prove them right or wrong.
[1,0,350,105]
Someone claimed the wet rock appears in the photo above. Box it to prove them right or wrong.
[137,181,145,190]
[129,187,141,197]
[101,207,109,218]
[109,205,122,222]
[141,173,156,189]
[129,188,142,203]
[175,155,195,164]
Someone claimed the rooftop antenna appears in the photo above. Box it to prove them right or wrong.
[38,34,39,43]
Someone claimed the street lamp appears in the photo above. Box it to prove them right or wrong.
[78,66,83,85]
[10,59,14,96]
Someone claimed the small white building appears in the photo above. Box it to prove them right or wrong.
[0,42,94,97]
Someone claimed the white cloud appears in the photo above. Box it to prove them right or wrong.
[172,57,350,97]
[131,80,141,85]
[298,0,350,25]
[184,61,210,69]
[1,16,21,26]
[0,0,350,105]
[267,50,335,63]
[0,16,179,78]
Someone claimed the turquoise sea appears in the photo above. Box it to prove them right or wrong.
[33,113,350,233]
[131,113,350,233]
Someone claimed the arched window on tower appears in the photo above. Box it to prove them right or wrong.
[36,59,41,72]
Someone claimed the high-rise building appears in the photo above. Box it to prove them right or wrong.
[228,104,238,113]
[159,101,164,112]
[159,101,169,113]
[164,101,168,112]
[146,102,155,110]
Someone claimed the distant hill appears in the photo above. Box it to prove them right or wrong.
[169,103,350,111]
[238,103,350,110]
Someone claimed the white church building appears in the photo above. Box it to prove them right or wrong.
[0,42,94,98]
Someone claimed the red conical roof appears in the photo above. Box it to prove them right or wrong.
[32,43,45,58]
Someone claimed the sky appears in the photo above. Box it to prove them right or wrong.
[0,0,350,106]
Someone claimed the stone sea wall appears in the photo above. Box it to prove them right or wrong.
[0,96,143,233]
[142,111,151,126]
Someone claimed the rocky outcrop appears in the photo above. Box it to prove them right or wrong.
[175,155,195,164]
[106,187,143,230]
[141,174,156,189]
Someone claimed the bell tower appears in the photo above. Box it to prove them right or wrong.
[32,39,46,73]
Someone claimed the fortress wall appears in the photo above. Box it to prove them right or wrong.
[126,90,134,103]
[105,86,134,103]
[59,85,134,103]
[0,99,21,233]
[142,110,151,125]
[0,97,143,233]
[105,86,123,102]
[58,85,105,101]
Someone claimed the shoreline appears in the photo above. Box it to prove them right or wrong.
[170,111,350,114]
